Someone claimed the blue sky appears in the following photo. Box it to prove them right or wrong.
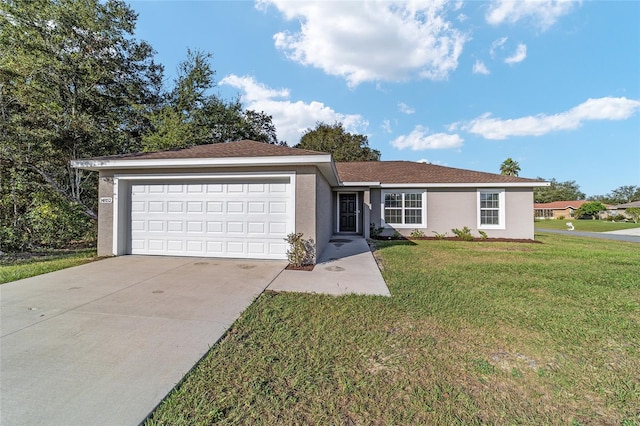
[128,0,639,197]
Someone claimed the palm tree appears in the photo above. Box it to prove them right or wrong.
[500,158,521,176]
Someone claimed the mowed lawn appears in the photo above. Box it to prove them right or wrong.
[535,219,640,232]
[0,248,98,284]
[147,233,639,425]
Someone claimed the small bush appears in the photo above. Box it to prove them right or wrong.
[370,223,384,238]
[392,230,402,240]
[478,230,488,239]
[626,208,640,223]
[410,229,425,238]
[432,231,447,239]
[557,215,565,220]
[452,226,474,241]
[284,233,315,267]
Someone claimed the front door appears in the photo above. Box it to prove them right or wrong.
[339,194,357,232]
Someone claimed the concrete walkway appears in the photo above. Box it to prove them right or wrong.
[538,228,640,243]
[268,235,391,296]
[1,256,286,426]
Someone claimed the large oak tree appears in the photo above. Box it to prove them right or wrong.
[1,0,162,249]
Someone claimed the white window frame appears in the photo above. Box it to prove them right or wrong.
[381,190,427,229]
[477,189,506,230]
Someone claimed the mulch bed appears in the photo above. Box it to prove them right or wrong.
[285,263,315,271]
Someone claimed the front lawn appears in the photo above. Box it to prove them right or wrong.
[146,233,639,425]
[535,219,640,232]
[0,248,99,284]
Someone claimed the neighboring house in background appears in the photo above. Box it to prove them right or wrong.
[72,140,549,261]
[534,200,614,220]
[534,200,589,220]
[612,201,640,220]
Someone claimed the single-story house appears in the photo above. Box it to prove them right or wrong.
[612,201,640,220]
[534,200,614,220]
[72,140,549,261]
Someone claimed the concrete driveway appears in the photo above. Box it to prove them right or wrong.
[0,256,286,426]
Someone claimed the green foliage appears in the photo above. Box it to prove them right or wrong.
[369,223,384,238]
[534,178,585,203]
[146,235,640,424]
[625,207,640,223]
[1,160,95,251]
[1,0,162,250]
[452,226,474,241]
[142,50,279,152]
[590,185,640,205]
[478,230,488,239]
[499,158,521,176]
[295,122,380,161]
[392,230,403,239]
[410,229,425,238]
[432,231,448,239]
[575,201,607,220]
[284,233,315,267]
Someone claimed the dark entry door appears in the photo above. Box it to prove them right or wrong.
[339,194,357,232]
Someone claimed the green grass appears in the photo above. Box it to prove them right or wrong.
[535,219,640,232]
[146,233,640,425]
[0,248,99,284]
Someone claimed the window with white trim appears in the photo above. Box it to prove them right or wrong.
[382,190,426,228]
[477,189,505,229]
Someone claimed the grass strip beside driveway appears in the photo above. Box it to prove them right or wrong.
[146,234,639,425]
[535,219,640,232]
[0,249,99,284]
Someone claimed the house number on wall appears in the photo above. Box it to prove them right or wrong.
[100,197,113,204]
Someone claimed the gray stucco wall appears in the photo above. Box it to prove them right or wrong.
[314,172,333,260]
[97,173,115,256]
[92,165,325,258]
[370,187,536,240]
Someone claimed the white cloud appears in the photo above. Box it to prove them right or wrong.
[260,0,468,87]
[220,74,289,103]
[418,158,445,165]
[486,0,580,30]
[398,102,416,115]
[457,97,640,140]
[220,74,368,144]
[381,119,392,134]
[504,43,527,64]
[391,125,464,150]
[490,36,508,58]
[473,60,490,75]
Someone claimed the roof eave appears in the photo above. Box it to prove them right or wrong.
[341,181,381,187]
[373,182,550,188]
[71,154,334,171]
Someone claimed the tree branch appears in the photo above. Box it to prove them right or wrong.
[25,162,98,220]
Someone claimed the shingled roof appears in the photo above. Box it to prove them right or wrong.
[76,140,545,186]
[91,140,326,160]
[533,200,589,209]
[336,161,544,185]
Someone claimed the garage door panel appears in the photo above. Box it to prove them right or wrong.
[167,201,183,212]
[130,179,293,259]
[207,201,223,213]
[226,201,244,213]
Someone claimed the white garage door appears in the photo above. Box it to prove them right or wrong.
[129,178,293,259]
